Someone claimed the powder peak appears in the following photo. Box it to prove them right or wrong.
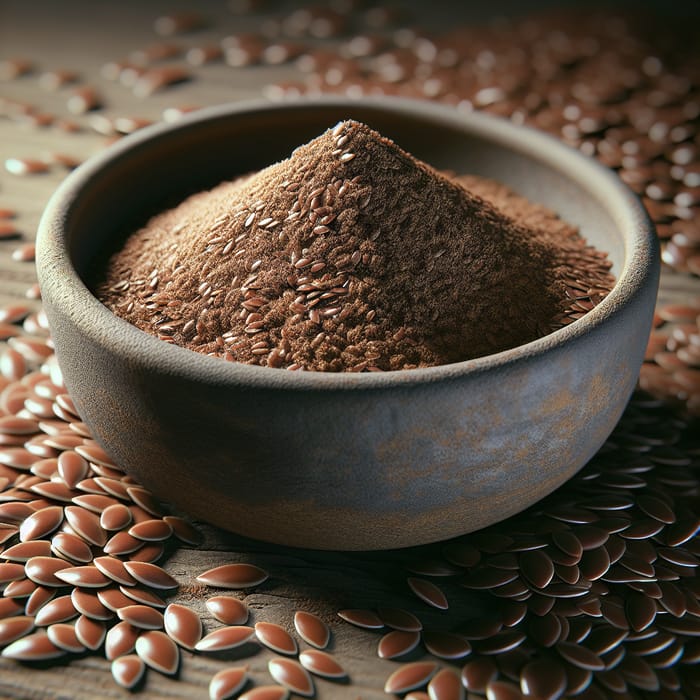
[97,122,613,371]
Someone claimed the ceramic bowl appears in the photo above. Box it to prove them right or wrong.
[36,98,659,550]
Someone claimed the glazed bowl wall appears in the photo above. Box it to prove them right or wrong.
[37,98,659,550]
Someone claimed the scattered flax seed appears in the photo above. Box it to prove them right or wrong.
[298,649,346,679]
[0,58,33,80]
[254,621,297,655]
[195,625,255,652]
[111,654,145,689]
[4,158,49,176]
[196,562,269,589]
[293,610,330,649]
[154,12,206,36]
[267,658,314,697]
[66,86,102,114]
[38,69,79,91]
[132,66,191,97]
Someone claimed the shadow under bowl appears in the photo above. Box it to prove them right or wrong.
[36,97,659,550]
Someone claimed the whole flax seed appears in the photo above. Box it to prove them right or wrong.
[97,120,613,372]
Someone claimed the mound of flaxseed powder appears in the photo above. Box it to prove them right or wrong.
[97,120,613,371]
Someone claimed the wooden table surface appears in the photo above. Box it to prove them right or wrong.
[1,2,698,699]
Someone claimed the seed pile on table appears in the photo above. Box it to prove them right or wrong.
[97,120,613,371]
[0,1,699,698]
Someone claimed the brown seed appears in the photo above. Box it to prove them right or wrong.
[378,629,421,659]
[75,614,106,650]
[378,607,422,632]
[18,505,63,542]
[2,539,52,562]
[96,587,134,613]
[120,585,166,608]
[486,680,526,700]
[238,687,289,700]
[133,66,191,98]
[268,657,315,697]
[57,451,88,489]
[129,540,165,564]
[0,615,34,645]
[128,519,172,541]
[658,581,687,617]
[427,667,463,700]
[196,562,268,589]
[29,481,75,503]
[164,603,202,650]
[0,221,19,239]
[24,586,55,617]
[519,549,555,588]
[293,610,330,649]
[422,629,472,660]
[34,594,77,626]
[578,547,611,581]
[105,620,139,660]
[0,597,24,619]
[4,158,49,176]
[255,621,297,655]
[385,661,438,694]
[476,630,526,655]
[3,578,36,598]
[66,86,101,114]
[111,654,145,689]
[46,623,85,653]
[299,649,346,679]
[528,614,562,648]
[93,556,136,586]
[519,657,567,700]
[117,604,164,630]
[1,631,65,660]
[93,476,129,500]
[135,629,179,675]
[407,577,448,609]
[462,567,519,590]
[51,532,93,563]
[24,556,73,587]
[74,442,114,468]
[64,505,107,546]
[0,501,34,523]
[461,657,498,692]
[55,565,111,588]
[11,242,36,262]
[209,667,249,700]
[123,560,177,589]
[337,608,383,629]
[72,493,120,513]
[195,625,255,652]
[626,593,657,632]
[126,487,163,516]
[104,531,142,555]
[206,596,248,625]
[556,641,604,671]
[70,588,112,621]
[162,515,201,545]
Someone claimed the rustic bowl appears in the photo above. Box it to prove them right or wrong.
[37,98,659,550]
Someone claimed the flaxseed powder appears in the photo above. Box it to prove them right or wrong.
[97,120,613,371]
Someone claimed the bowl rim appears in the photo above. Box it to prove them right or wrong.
[37,95,659,391]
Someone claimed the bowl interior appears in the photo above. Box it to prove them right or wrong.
[70,99,627,295]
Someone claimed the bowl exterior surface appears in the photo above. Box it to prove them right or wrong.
[37,98,659,549]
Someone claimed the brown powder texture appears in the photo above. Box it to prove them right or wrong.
[97,120,613,371]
